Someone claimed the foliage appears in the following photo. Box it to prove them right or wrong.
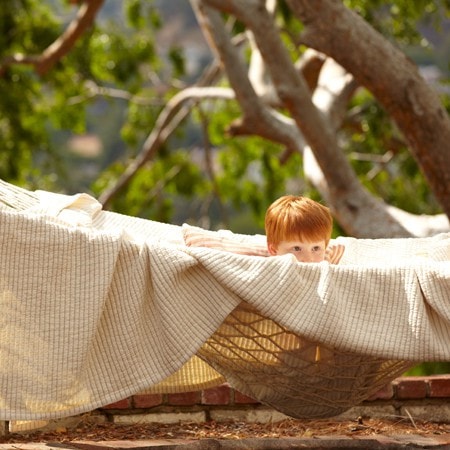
[0,0,159,191]
[343,89,442,215]
[405,362,450,376]
[345,0,450,44]
[93,147,209,222]
[1,0,449,222]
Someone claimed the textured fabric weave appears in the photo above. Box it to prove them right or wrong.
[0,182,449,420]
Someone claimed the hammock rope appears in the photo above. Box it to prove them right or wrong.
[0,179,448,421]
[197,303,413,418]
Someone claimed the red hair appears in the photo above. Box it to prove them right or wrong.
[265,195,333,246]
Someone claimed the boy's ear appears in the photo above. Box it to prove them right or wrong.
[267,242,278,256]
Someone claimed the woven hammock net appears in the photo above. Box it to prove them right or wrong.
[0,179,448,421]
[197,303,412,418]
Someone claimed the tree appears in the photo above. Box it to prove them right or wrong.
[1,0,449,238]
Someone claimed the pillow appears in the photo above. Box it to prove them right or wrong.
[182,224,269,257]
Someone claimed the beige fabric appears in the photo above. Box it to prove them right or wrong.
[0,181,449,420]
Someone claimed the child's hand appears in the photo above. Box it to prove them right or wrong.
[325,244,345,264]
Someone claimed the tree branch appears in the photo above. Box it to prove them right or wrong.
[287,0,450,217]
[191,1,304,154]
[202,0,413,237]
[98,63,226,206]
[0,0,104,77]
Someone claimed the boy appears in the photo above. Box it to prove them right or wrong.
[265,195,333,263]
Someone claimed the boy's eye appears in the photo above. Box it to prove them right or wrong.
[293,246,301,252]
[313,246,321,252]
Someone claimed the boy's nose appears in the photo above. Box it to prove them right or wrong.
[299,253,313,263]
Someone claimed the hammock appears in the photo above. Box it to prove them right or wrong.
[0,179,449,421]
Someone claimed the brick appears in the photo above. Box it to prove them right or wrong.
[234,390,260,404]
[132,393,163,408]
[201,384,230,405]
[167,391,201,406]
[0,422,8,436]
[393,378,427,399]
[100,398,131,409]
[366,383,394,401]
[428,375,450,398]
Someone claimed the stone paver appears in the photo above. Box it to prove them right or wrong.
[1,434,449,450]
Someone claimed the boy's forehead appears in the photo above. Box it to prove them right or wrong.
[279,238,326,245]
[283,231,328,241]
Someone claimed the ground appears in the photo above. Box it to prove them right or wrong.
[1,417,449,444]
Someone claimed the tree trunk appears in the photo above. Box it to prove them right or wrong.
[287,0,450,217]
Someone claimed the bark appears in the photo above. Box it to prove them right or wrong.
[191,1,302,149]
[199,0,417,237]
[286,0,450,217]
[97,0,450,237]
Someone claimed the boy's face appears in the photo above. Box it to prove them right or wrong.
[268,239,327,263]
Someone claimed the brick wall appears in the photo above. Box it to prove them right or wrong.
[98,375,450,424]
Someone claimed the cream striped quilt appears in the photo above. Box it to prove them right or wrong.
[0,189,449,420]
